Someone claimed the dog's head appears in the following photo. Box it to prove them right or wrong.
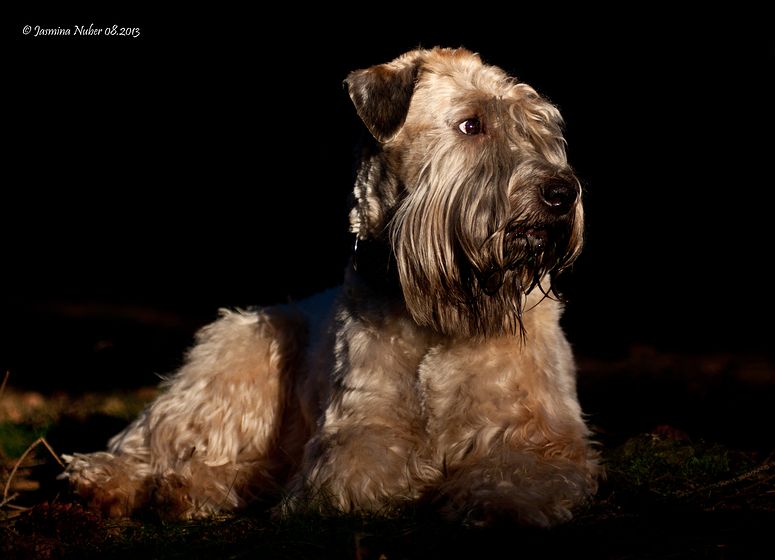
[345,47,583,338]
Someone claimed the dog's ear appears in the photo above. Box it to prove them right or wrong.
[344,50,424,143]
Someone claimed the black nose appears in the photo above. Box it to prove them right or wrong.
[540,179,578,215]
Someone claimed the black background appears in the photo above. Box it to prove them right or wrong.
[4,9,774,389]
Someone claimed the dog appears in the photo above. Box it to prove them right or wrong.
[61,47,600,527]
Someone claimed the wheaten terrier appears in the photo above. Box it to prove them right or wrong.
[61,47,600,527]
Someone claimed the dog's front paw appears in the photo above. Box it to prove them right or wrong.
[434,454,596,528]
[59,453,150,517]
[435,484,570,528]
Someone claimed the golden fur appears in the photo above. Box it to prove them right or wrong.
[61,47,600,527]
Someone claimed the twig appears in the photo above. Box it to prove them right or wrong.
[0,492,19,509]
[39,437,65,468]
[0,370,9,401]
[2,437,65,504]
[707,462,774,491]
[677,461,775,498]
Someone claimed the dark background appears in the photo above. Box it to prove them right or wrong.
[4,10,774,391]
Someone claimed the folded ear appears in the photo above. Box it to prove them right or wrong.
[344,50,425,143]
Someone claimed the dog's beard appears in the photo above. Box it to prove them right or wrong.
[390,153,582,339]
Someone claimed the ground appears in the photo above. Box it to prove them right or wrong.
[1,308,773,559]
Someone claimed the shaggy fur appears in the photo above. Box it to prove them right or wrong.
[61,47,600,527]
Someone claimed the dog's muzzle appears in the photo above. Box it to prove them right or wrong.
[476,175,580,297]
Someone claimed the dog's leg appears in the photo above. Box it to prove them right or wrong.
[61,307,307,518]
[422,307,600,527]
[281,309,433,514]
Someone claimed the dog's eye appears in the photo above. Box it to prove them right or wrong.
[458,118,482,135]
